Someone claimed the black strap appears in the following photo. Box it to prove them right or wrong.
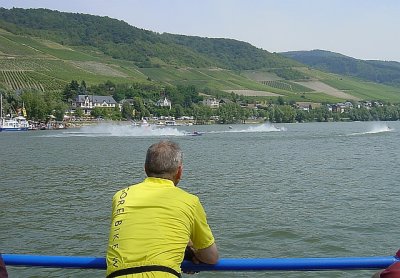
[107,265,181,278]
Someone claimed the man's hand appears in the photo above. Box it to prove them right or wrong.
[183,243,200,274]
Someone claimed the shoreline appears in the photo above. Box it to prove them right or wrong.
[42,118,266,130]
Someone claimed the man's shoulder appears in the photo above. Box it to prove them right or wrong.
[174,186,199,200]
[165,187,203,209]
[112,184,135,199]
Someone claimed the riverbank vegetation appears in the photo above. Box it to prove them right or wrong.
[2,80,400,125]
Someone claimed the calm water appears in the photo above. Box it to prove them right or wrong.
[1,121,399,278]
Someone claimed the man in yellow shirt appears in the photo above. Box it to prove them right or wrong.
[106,140,218,278]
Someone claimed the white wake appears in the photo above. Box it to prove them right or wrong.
[212,123,286,134]
[48,123,186,137]
[348,122,394,136]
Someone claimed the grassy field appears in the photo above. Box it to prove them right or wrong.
[295,67,400,102]
[322,78,400,102]
[241,70,282,81]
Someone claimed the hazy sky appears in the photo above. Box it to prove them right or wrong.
[1,0,399,62]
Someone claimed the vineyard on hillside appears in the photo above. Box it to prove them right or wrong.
[0,69,66,91]
[261,80,314,93]
[0,70,44,91]
[0,57,66,91]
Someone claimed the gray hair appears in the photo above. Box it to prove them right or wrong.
[145,140,183,178]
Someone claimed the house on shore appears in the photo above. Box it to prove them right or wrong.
[72,95,117,115]
[295,102,321,111]
[202,98,220,109]
[156,97,172,110]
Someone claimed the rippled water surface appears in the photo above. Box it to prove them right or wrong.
[1,121,399,277]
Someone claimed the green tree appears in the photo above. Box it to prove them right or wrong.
[111,105,122,120]
[384,106,399,121]
[218,103,241,124]
[295,109,308,123]
[21,91,48,121]
[273,106,284,123]
[121,101,134,120]
[281,105,296,123]
[53,102,68,121]
[192,104,212,124]
[311,107,330,122]
[258,108,268,121]
[132,97,146,120]
[91,107,107,118]
[63,80,79,102]
[276,96,285,105]
[239,108,251,123]
[173,104,185,119]
[79,80,87,94]
[75,107,84,118]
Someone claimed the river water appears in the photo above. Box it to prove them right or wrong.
[1,121,399,278]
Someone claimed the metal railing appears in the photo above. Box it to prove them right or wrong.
[3,254,399,272]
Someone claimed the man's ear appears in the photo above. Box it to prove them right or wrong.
[176,164,183,179]
[174,164,183,182]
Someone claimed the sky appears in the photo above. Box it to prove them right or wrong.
[1,0,400,62]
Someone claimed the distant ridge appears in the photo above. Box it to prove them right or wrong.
[160,33,300,70]
[281,49,400,87]
[0,7,298,70]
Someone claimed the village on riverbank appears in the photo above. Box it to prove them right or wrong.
[3,88,399,132]
[34,91,400,130]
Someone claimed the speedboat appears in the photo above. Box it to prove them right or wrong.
[185,131,203,136]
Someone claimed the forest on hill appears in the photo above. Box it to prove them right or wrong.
[0,7,297,70]
[281,50,400,87]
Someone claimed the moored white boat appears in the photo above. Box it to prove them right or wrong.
[165,120,178,126]
[0,94,29,132]
[0,116,29,132]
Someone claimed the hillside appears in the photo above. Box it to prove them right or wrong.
[281,49,400,87]
[0,7,297,70]
[1,8,400,103]
[160,33,300,70]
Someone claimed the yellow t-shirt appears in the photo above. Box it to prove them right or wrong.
[106,177,215,277]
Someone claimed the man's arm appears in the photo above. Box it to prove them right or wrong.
[194,243,219,264]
